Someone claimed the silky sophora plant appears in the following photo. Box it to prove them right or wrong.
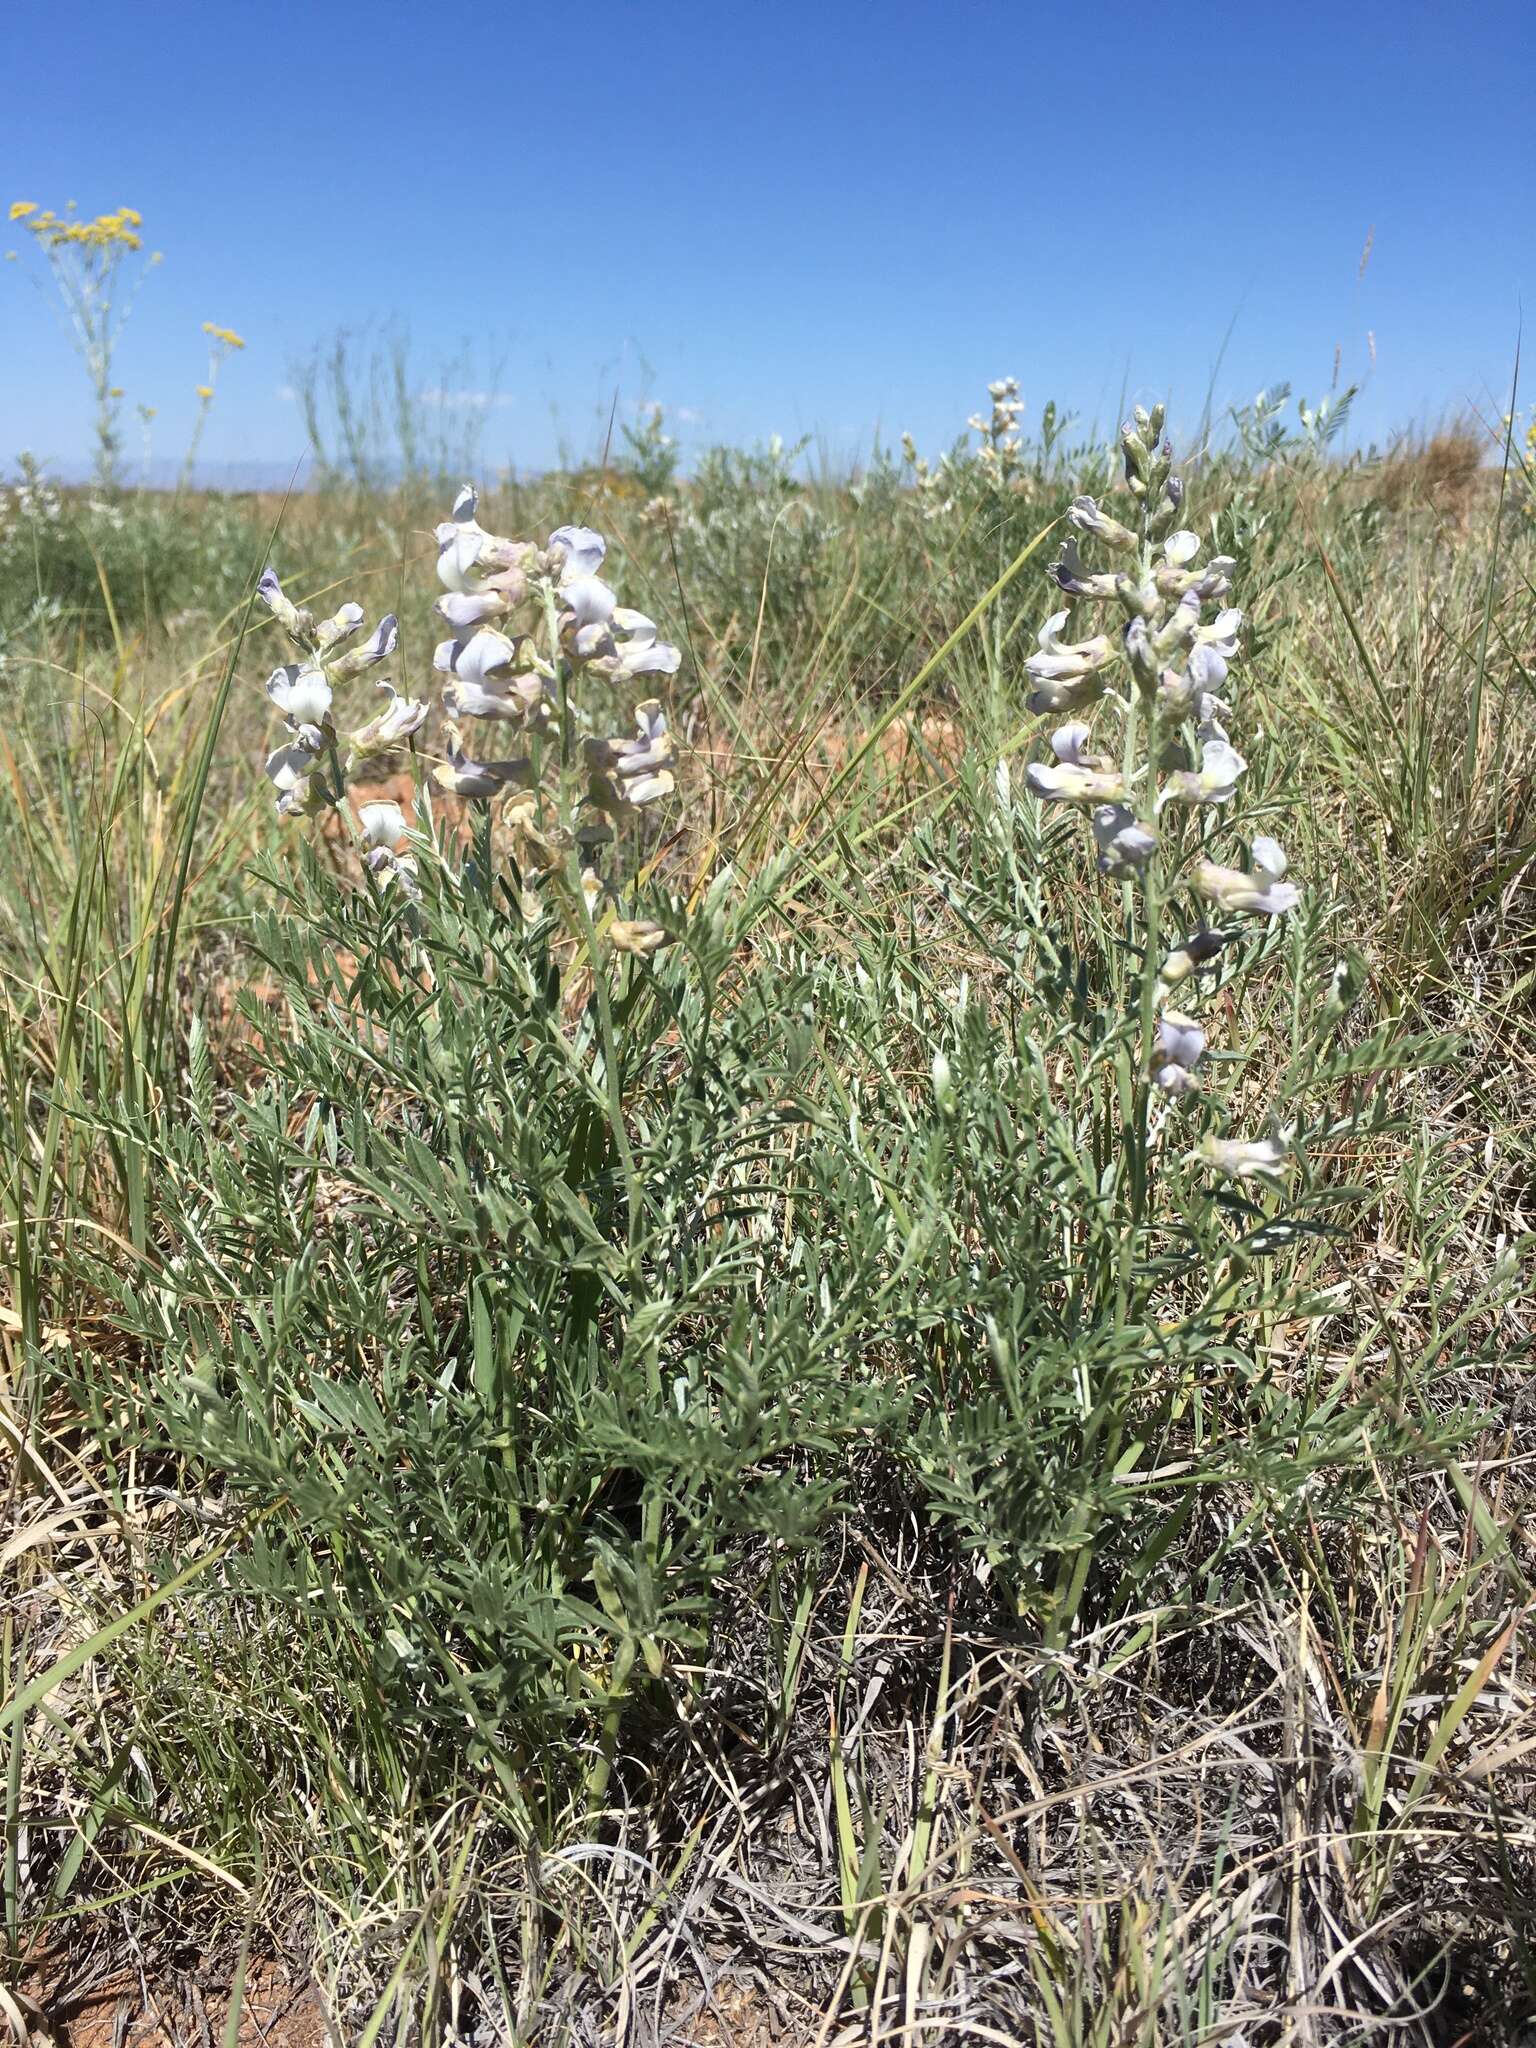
[257,487,682,949]
[1025,406,1301,1183]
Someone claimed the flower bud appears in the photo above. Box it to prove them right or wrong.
[1068,496,1138,551]
[1115,576,1161,623]
[1152,590,1202,662]
[1156,929,1229,998]
[1124,617,1160,690]
[331,615,399,680]
[931,1050,957,1115]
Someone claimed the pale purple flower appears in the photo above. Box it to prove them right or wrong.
[1068,496,1138,550]
[431,736,535,801]
[1026,611,1115,714]
[436,485,493,594]
[1252,835,1289,879]
[1194,557,1236,602]
[1156,929,1230,998]
[349,681,429,756]
[1048,538,1121,601]
[1159,737,1247,809]
[1194,1131,1292,1184]
[1153,590,1203,662]
[1026,760,1127,804]
[264,739,327,818]
[1092,803,1157,877]
[434,629,521,689]
[435,630,550,725]
[1187,642,1231,695]
[1152,1009,1205,1097]
[547,524,607,582]
[358,800,408,851]
[609,917,672,958]
[595,608,683,683]
[332,614,399,679]
[586,699,676,816]
[1125,617,1159,688]
[435,590,510,632]
[1052,723,1090,762]
[256,566,307,637]
[1191,849,1300,916]
[266,663,332,745]
[313,601,365,651]
[562,574,620,660]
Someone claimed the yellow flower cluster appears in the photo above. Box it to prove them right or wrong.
[9,201,145,250]
[195,385,214,399]
[202,321,246,349]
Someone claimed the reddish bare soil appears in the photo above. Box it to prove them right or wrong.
[23,1963,327,2048]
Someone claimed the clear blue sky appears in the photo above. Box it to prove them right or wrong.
[3,0,1531,480]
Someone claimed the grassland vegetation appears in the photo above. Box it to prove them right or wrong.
[0,373,1533,2044]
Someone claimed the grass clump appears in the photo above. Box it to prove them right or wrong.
[0,460,266,650]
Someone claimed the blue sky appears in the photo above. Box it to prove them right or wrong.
[3,0,1531,480]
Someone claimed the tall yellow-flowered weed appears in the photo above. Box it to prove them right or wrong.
[7,200,161,487]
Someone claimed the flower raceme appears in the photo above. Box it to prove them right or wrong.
[254,486,683,954]
[426,488,681,856]
[258,566,399,816]
[1022,405,1302,1169]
